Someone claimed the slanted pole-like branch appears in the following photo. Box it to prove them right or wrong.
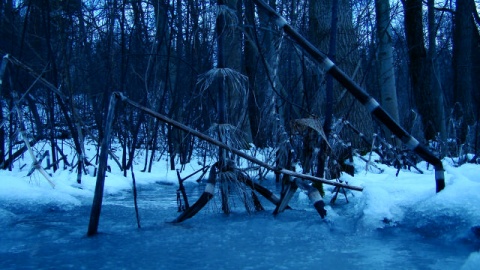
[7,55,67,99]
[12,93,55,188]
[251,0,445,193]
[87,94,117,236]
[116,92,363,192]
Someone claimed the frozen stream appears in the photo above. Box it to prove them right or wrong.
[1,180,478,269]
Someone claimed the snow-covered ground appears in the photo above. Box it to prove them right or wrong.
[0,146,479,269]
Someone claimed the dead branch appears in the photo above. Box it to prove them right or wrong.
[117,92,363,192]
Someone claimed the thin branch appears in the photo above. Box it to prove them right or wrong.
[118,92,363,192]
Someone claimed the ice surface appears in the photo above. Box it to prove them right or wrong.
[0,150,479,269]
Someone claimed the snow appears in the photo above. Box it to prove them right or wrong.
[0,147,479,269]
[463,252,480,270]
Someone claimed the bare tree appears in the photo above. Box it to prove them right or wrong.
[452,0,476,143]
[427,0,447,143]
[403,0,446,142]
[375,0,399,138]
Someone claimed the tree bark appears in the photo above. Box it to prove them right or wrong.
[0,55,8,166]
[404,0,437,141]
[313,0,338,182]
[453,0,475,143]
[245,0,262,146]
[217,0,245,129]
[308,0,372,148]
[87,94,117,236]
[375,0,400,133]
[427,0,447,143]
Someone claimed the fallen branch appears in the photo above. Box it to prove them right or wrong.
[12,92,55,188]
[117,92,363,192]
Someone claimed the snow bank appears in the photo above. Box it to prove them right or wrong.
[462,251,480,270]
[0,155,204,210]
[311,158,480,242]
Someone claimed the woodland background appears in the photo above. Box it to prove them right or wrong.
[0,0,479,183]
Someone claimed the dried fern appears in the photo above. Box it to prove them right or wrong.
[207,123,250,150]
[293,118,332,149]
[197,68,248,95]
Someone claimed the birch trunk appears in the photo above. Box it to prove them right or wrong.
[375,0,400,143]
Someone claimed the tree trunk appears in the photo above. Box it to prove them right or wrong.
[309,0,372,148]
[403,0,437,141]
[148,119,161,173]
[217,0,245,129]
[0,0,13,165]
[245,0,262,146]
[215,0,245,214]
[168,0,188,171]
[216,0,230,214]
[453,0,475,143]
[427,0,447,143]
[316,0,338,179]
[88,94,117,236]
[41,0,59,172]
[375,0,400,138]
[0,56,8,166]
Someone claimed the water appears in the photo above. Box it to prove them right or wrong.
[0,180,478,269]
